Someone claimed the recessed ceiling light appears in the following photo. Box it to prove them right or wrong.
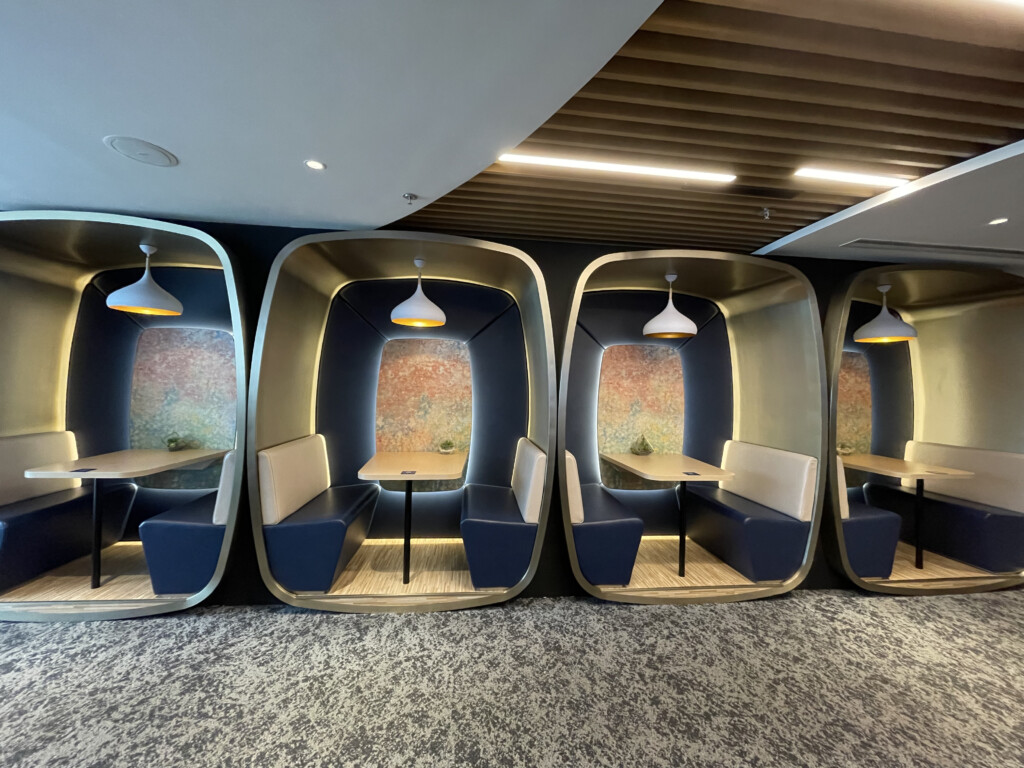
[305,159,326,171]
[988,217,1009,225]
[794,167,910,188]
[498,153,736,183]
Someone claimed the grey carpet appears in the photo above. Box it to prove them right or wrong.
[0,590,1022,768]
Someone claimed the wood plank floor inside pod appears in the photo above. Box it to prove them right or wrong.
[328,538,490,597]
[0,542,181,602]
[622,535,763,591]
[867,541,999,586]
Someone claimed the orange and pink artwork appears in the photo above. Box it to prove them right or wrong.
[597,344,685,490]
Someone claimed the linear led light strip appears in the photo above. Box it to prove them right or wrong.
[498,153,736,183]
[794,167,910,188]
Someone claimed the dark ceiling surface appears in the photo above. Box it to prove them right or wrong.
[395,0,1024,253]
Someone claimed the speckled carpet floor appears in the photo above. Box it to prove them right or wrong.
[1,591,1022,768]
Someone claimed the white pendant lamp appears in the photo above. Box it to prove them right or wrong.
[106,244,183,316]
[643,272,697,339]
[390,257,446,328]
[853,284,916,343]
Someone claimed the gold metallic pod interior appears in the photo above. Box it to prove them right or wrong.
[558,250,827,604]
[247,230,556,613]
[0,211,247,622]
[824,263,1024,595]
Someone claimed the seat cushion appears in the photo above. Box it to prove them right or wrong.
[0,483,136,593]
[901,441,1024,513]
[263,483,379,592]
[511,438,546,523]
[461,484,538,589]
[571,484,644,586]
[687,486,809,582]
[841,503,902,579]
[864,482,1024,573]
[139,493,225,595]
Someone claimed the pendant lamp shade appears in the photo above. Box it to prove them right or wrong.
[106,245,183,316]
[391,258,446,327]
[853,284,916,343]
[643,272,697,339]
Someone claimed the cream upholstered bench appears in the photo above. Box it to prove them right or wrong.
[686,440,816,582]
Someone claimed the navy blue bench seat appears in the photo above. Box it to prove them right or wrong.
[460,438,545,589]
[264,483,379,592]
[0,484,134,593]
[686,486,809,582]
[564,451,643,586]
[461,484,538,588]
[573,484,643,586]
[139,492,225,595]
[841,486,902,579]
[864,482,1024,573]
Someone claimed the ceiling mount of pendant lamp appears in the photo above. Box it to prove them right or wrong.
[853,284,917,343]
[105,244,183,316]
[643,272,697,339]
[390,257,446,328]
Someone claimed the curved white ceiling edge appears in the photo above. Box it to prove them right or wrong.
[755,139,1024,265]
[0,0,661,230]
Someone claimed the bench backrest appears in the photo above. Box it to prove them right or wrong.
[719,440,818,522]
[836,456,850,520]
[257,435,331,525]
[511,437,546,524]
[903,441,1024,513]
[564,451,585,525]
[211,450,237,525]
[0,431,81,507]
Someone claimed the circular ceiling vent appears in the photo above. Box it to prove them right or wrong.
[103,136,179,167]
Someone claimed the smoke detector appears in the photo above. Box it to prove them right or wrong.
[103,136,179,167]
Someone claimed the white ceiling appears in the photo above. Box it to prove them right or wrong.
[756,140,1024,266]
[0,1,659,230]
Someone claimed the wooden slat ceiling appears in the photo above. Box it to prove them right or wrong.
[395,0,1024,253]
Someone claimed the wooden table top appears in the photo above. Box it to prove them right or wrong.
[25,448,228,479]
[841,453,975,481]
[358,451,468,482]
[600,453,734,483]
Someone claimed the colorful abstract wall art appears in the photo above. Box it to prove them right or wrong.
[375,339,472,491]
[836,351,872,456]
[597,344,684,490]
[129,328,237,489]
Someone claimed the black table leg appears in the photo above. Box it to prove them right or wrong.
[678,481,687,578]
[915,478,924,570]
[403,480,412,584]
[91,478,104,589]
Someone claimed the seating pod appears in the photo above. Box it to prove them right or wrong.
[0,211,246,622]
[248,232,555,612]
[558,250,827,604]
[824,264,1024,594]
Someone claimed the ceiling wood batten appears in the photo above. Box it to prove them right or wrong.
[396,0,1024,252]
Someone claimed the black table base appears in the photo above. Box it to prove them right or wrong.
[678,481,687,578]
[914,478,924,569]
[91,478,105,589]
[403,480,412,584]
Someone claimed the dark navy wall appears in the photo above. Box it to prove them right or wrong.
[565,289,726,535]
[315,279,528,538]
[66,267,235,537]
